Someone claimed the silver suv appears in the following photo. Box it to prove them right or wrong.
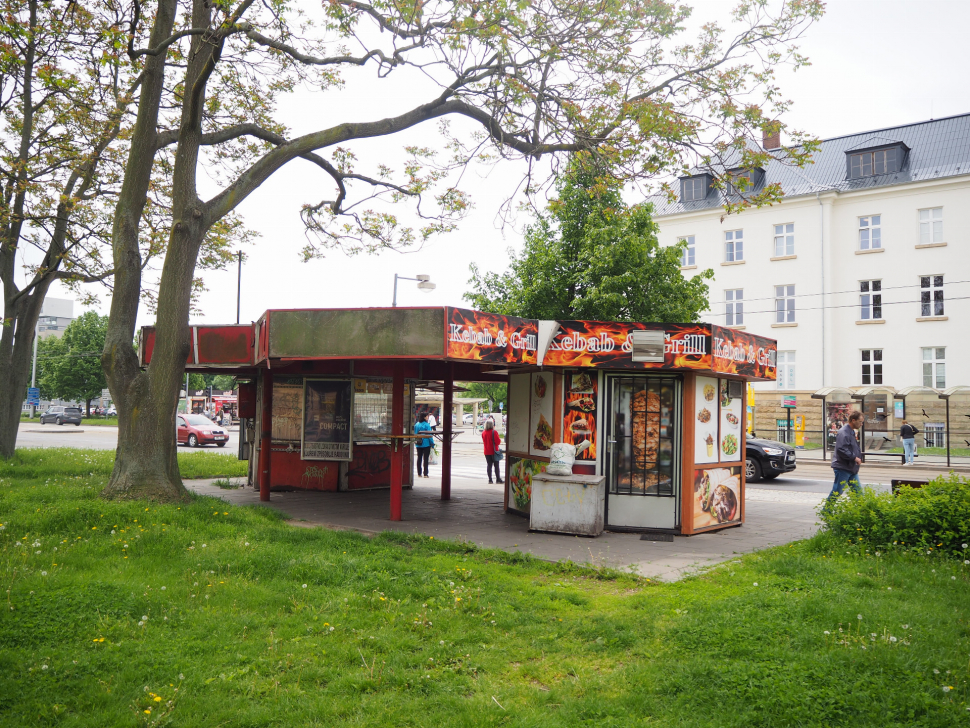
[40,406,83,426]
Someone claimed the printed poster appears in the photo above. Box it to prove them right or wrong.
[693,466,742,529]
[563,371,597,461]
[529,371,554,458]
[272,378,304,442]
[302,379,353,461]
[694,376,718,465]
[507,456,548,514]
[718,379,742,463]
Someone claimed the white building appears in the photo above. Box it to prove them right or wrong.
[653,115,969,406]
[37,297,74,339]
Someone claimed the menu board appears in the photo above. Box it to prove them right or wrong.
[562,372,597,461]
[693,466,742,529]
[529,372,554,458]
[272,379,304,442]
[694,376,719,464]
[718,380,742,463]
[302,379,353,460]
[507,373,530,454]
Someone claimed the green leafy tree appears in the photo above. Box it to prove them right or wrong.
[212,375,236,392]
[38,312,108,415]
[460,382,508,413]
[466,158,713,322]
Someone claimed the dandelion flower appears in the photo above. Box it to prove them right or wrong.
[41,665,48,670]
[154,696,162,702]
[889,636,897,643]
[943,686,952,692]
[201,544,207,548]
[857,614,863,620]
[753,582,758,587]
[824,631,830,635]
[161,586,166,591]
[302,584,307,589]
[952,576,957,580]
[902,624,909,629]
[934,668,941,674]
[41,571,47,576]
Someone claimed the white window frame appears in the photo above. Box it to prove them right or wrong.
[725,229,743,262]
[922,347,945,389]
[859,215,882,250]
[773,223,795,257]
[861,349,883,385]
[920,275,944,317]
[774,284,795,323]
[776,351,796,390]
[859,279,882,321]
[919,207,943,245]
[682,177,707,202]
[679,235,695,267]
[725,289,743,326]
[924,422,945,448]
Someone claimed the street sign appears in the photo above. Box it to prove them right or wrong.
[781,395,797,408]
[499,402,504,410]
[101,388,111,398]
[27,387,40,406]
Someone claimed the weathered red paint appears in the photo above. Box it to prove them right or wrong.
[270,450,338,490]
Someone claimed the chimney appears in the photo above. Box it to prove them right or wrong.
[762,126,781,150]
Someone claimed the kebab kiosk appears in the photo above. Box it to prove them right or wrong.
[139,307,777,535]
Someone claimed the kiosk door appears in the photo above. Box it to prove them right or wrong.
[605,376,681,530]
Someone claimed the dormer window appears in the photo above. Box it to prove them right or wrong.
[680,174,710,202]
[726,167,764,195]
[846,142,906,179]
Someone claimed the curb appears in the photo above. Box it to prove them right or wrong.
[793,459,970,474]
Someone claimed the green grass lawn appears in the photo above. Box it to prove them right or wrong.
[1,450,968,727]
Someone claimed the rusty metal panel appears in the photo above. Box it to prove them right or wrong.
[196,326,253,364]
[268,308,445,359]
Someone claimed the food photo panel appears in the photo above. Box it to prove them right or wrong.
[718,379,742,463]
[529,371,555,458]
[693,466,742,529]
[694,375,718,465]
[563,371,597,461]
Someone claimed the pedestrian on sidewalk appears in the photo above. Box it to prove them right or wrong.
[482,419,503,484]
[825,410,864,512]
[899,419,919,465]
[427,411,437,431]
[414,413,433,479]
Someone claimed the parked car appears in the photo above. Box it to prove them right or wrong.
[176,414,230,447]
[462,413,475,424]
[40,406,83,426]
[745,436,796,482]
[106,406,117,417]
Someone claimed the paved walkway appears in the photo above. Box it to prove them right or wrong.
[185,473,825,582]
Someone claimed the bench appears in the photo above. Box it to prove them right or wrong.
[861,451,908,464]
[891,479,928,494]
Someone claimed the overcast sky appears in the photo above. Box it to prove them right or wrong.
[35,0,970,325]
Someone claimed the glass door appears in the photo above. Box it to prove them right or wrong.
[605,376,681,530]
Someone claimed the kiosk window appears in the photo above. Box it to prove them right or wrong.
[610,377,677,496]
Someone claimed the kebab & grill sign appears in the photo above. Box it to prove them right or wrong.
[446,308,538,364]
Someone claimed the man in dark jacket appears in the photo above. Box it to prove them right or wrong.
[825,411,864,511]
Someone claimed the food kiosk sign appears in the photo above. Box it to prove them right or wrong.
[302,379,353,461]
[445,307,538,364]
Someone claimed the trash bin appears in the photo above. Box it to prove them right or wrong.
[529,473,606,536]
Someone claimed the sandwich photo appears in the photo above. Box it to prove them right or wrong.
[533,414,553,450]
[567,395,596,412]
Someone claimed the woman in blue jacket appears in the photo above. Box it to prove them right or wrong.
[414,413,433,478]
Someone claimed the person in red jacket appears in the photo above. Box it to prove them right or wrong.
[482,419,503,484]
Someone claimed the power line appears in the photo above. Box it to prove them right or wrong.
[716,294,970,317]
[705,277,970,308]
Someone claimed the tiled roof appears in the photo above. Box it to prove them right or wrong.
[650,113,970,217]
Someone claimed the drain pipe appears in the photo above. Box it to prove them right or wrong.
[817,190,825,387]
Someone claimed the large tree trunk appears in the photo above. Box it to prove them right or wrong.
[0,285,49,458]
[101,0,181,501]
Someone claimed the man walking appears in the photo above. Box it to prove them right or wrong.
[825,410,864,511]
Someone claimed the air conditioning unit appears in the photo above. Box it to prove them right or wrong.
[630,330,665,363]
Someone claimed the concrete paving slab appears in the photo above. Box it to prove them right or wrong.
[185,465,825,581]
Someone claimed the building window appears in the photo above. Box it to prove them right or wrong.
[679,236,695,266]
[859,215,881,250]
[860,280,882,320]
[773,223,794,256]
[777,351,796,390]
[849,148,899,179]
[922,347,945,388]
[725,289,743,326]
[775,285,795,323]
[681,176,709,202]
[919,208,943,244]
[725,230,743,262]
[924,422,945,448]
[861,349,883,385]
[920,275,944,316]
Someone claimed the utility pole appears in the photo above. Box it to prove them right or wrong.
[236,251,242,325]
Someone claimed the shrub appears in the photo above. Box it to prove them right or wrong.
[820,473,970,558]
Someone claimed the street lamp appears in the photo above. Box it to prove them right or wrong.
[392,274,435,306]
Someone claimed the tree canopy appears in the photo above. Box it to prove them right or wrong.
[465,159,713,322]
[37,312,108,414]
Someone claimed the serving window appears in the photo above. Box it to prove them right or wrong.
[609,376,678,497]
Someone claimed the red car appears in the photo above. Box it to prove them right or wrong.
[176,414,230,447]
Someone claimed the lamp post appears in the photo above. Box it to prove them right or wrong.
[392,274,435,306]
[236,250,242,324]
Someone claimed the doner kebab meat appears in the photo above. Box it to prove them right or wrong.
[632,390,660,470]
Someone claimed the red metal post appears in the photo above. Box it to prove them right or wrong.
[441,362,453,501]
[259,369,273,501]
[390,363,404,521]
